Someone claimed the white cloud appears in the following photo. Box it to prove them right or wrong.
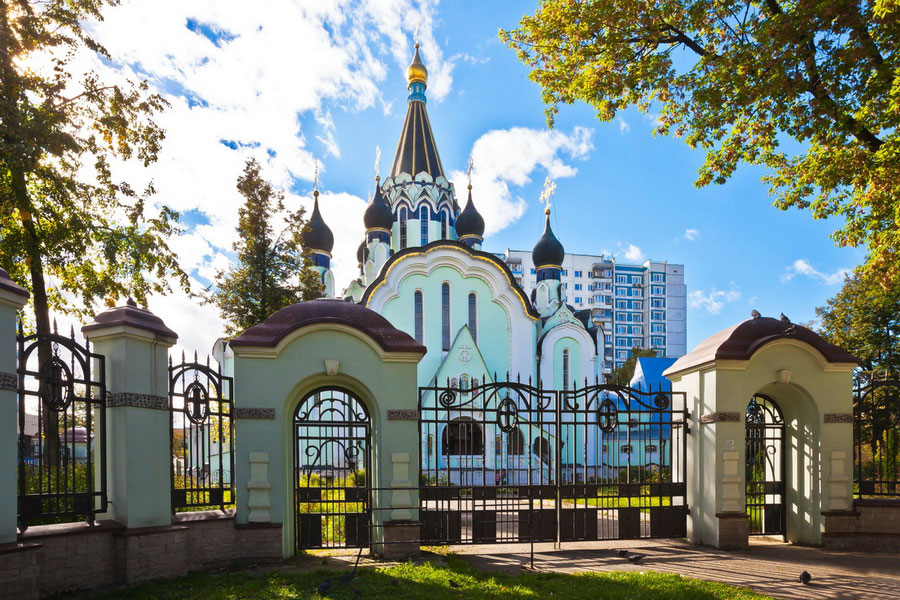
[624,244,644,262]
[617,117,630,135]
[30,0,455,355]
[614,243,644,262]
[448,126,594,236]
[780,259,850,285]
[688,286,741,315]
[683,228,699,241]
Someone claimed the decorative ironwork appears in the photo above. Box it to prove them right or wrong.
[169,353,234,511]
[418,378,688,546]
[16,320,107,531]
[745,394,785,536]
[294,387,371,550]
[853,375,900,498]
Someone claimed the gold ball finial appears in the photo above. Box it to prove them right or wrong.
[407,43,428,87]
[545,207,551,216]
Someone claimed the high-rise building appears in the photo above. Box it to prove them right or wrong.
[503,250,686,374]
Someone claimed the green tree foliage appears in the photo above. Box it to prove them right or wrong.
[209,158,324,337]
[816,273,900,375]
[0,0,188,465]
[503,0,900,287]
[609,347,657,386]
[0,0,189,330]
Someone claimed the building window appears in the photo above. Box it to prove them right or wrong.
[651,273,664,282]
[575,270,582,277]
[420,206,429,245]
[442,282,451,351]
[441,210,449,239]
[575,297,582,304]
[507,428,525,455]
[616,275,627,283]
[530,268,536,274]
[442,418,484,455]
[414,291,424,344]
[562,349,570,390]
[468,293,477,341]
[399,207,407,249]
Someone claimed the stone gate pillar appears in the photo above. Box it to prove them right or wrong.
[228,299,426,559]
[0,270,29,544]
[664,316,857,549]
[82,299,177,528]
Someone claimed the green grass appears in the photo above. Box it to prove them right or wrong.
[79,553,771,600]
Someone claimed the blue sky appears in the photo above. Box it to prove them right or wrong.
[74,0,862,356]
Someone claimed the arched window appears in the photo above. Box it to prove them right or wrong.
[563,349,570,390]
[533,437,551,465]
[441,418,484,455]
[414,291,424,344]
[507,428,525,455]
[441,282,451,351]
[420,206,429,245]
[441,210,449,239]
[468,293,477,341]
[399,207,407,249]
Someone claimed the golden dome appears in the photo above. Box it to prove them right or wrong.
[407,43,427,86]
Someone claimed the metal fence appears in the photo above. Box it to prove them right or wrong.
[854,374,900,498]
[169,353,234,511]
[418,377,688,545]
[16,321,107,531]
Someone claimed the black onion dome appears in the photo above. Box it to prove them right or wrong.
[303,192,334,253]
[532,212,565,268]
[356,240,368,264]
[364,180,393,230]
[455,186,485,239]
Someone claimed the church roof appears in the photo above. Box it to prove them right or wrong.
[532,211,565,268]
[364,178,393,230]
[360,240,540,319]
[390,46,445,179]
[303,191,334,253]
[455,185,485,239]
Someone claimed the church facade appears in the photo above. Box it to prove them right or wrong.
[302,45,613,394]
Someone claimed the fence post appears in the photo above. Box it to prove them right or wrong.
[0,270,28,544]
[82,299,177,528]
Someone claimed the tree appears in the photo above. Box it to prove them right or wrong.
[816,273,900,376]
[502,0,900,288]
[0,1,188,464]
[209,158,323,336]
[609,347,657,386]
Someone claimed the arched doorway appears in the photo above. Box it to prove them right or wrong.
[294,387,371,551]
[745,394,785,537]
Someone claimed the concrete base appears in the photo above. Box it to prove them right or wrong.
[234,522,283,562]
[380,520,421,560]
[0,542,40,600]
[715,513,749,549]
[823,501,900,552]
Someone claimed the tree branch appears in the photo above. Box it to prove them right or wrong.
[53,85,117,109]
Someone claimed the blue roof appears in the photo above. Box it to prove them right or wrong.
[630,357,678,391]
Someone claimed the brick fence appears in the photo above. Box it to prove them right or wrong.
[823,500,900,552]
[0,512,282,599]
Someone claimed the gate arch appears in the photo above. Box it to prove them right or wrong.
[293,386,371,551]
[745,394,785,537]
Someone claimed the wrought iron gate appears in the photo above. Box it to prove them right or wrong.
[418,378,688,545]
[16,321,107,531]
[294,387,371,550]
[745,394,785,536]
[169,353,234,510]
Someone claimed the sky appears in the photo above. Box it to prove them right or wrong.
[59,0,863,358]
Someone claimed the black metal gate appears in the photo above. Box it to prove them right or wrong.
[16,321,107,531]
[745,394,785,536]
[294,387,371,550]
[169,353,234,510]
[418,378,688,545]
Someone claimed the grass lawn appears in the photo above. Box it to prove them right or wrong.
[79,553,771,600]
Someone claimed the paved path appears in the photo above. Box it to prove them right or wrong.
[444,538,900,600]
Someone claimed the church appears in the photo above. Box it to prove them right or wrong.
[300,44,605,395]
